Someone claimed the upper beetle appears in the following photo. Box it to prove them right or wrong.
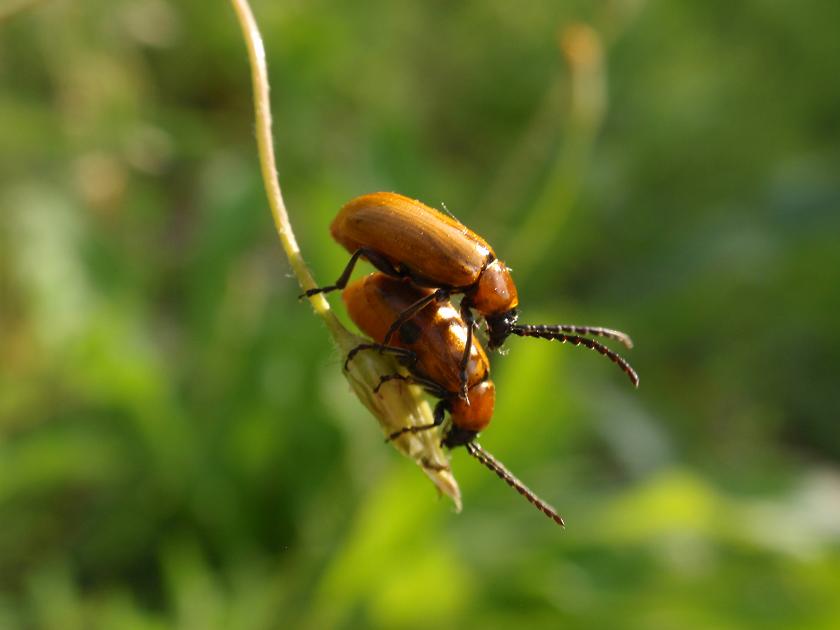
[305,192,638,396]
[306,191,516,346]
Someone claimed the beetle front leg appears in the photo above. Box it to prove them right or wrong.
[373,372,413,393]
[457,301,477,402]
[381,289,449,346]
[386,399,448,443]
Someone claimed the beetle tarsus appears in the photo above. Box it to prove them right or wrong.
[385,423,439,442]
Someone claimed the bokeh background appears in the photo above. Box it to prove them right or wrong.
[2,0,840,628]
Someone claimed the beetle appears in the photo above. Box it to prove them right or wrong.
[304,192,638,397]
[343,272,496,448]
[343,272,572,526]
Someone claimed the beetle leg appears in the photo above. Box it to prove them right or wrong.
[457,302,476,402]
[381,289,449,346]
[344,343,417,371]
[375,372,450,399]
[386,398,448,443]
[373,372,412,393]
[363,249,407,279]
[300,248,402,298]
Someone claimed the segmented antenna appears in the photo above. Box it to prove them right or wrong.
[510,326,639,387]
[512,324,633,349]
[465,441,565,528]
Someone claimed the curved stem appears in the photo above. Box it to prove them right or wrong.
[227,0,461,507]
[228,0,347,343]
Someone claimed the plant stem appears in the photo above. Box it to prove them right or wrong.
[227,0,461,507]
[228,0,347,343]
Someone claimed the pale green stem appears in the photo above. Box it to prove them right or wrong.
[228,0,348,344]
[227,0,460,507]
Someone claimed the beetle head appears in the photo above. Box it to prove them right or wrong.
[484,308,519,350]
[442,425,479,449]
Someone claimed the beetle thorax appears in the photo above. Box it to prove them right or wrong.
[469,259,518,315]
[449,380,495,434]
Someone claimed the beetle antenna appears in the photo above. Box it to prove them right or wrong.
[511,324,633,348]
[510,326,639,387]
[465,442,565,528]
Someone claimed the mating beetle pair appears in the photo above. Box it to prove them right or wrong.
[308,192,638,526]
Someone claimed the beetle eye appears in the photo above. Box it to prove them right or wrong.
[485,308,518,349]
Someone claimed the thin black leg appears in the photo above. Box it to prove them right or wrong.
[386,399,449,442]
[373,373,412,393]
[372,371,450,400]
[344,343,417,371]
[457,301,476,401]
[300,248,403,298]
[381,289,449,346]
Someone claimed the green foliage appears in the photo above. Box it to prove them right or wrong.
[2,0,839,628]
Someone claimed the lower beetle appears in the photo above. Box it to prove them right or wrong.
[343,273,640,527]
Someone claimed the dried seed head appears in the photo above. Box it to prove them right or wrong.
[338,329,462,510]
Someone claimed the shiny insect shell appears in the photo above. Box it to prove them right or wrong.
[310,191,517,348]
[306,192,639,395]
[343,272,494,448]
[343,272,566,527]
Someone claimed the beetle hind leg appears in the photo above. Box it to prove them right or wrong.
[373,372,412,393]
[300,248,403,298]
[386,399,449,443]
[344,343,417,371]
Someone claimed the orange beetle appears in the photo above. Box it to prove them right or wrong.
[343,272,495,447]
[343,272,566,526]
[306,192,638,396]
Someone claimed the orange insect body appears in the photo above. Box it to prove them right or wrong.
[343,273,495,441]
[332,192,517,310]
[342,272,567,526]
[330,193,519,345]
[314,192,642,528]
[332,192,492,289]
[310,192,638,393]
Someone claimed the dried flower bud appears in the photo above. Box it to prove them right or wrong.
[336,328,462,511]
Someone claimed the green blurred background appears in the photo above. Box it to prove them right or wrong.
[2,0,840,628]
